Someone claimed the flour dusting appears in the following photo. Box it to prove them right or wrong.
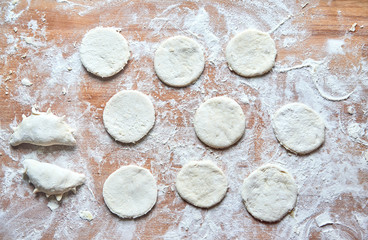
[0,0,367,239]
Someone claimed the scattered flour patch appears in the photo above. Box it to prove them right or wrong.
[347,122,365,139]
[182,8,222,64]
[315,212,333,227]
[27,20,39,32]
[283,37,297,48]
[326,39,345,55]
[21,78,33,86]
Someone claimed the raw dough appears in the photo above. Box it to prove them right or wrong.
[272,102,325,154]
[154,36,205,87]
[241,164,297,222]
[226,29,277,77]
[176,161,228,208]
[194,96,246,149]
[103,165,157,218]
[80,27,130,78]
[23,159,86,201]
[79,210,94,221]
[103,90,155,143]
[10,108,76,147]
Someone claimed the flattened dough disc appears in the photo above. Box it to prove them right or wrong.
[176,161,228,208]
[103,165,157,218]
[194,96,246,149]
[80,27,130,78]
[226,29,277,77]
[272,102,325,154]
[103,90,155,143]
[154,36,205,87]
[241,164,298,222]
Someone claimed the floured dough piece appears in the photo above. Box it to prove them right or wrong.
[241,164,297,222]
[194,96,246,149]
[79,210,94,221]
[272,102,325,154]
[10,108,76,147]
[23,159,86,201]
[80,27,130,78]
[154,36,205,87]
[226,29,277,77]
[103,165,157,218]
[176,161,228,208]
[103,90,155,143]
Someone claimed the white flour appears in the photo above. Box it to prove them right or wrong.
[0,0,367,239]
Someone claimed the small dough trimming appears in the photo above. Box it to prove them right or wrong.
[103,90,155,143]
[176,161,228,208]
[154,36,205,87]
[226,29,277,77]
[103,165,157,218]
[241,164,298,222]
[272,102,325,154]
[194,96,246,149]
[80,27,130,78]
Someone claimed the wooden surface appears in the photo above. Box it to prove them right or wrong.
[1,0,368,239]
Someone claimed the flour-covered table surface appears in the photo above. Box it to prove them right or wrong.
[0,0,367,239]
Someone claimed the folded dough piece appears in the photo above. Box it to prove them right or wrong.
[10,108,76,147]
[23,159,86,201]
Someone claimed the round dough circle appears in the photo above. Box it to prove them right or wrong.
[176,161,228,208]
[272,102,325,154]
[154,36,205,87]
[226,29,277,77]
[103,90,155,143]
[241,164,298,222]
[80,27,130,78]
[103,165,157,218]
[194,96,246,149]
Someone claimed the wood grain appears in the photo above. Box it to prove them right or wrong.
[0,0,367,239]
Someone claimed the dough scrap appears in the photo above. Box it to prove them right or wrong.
[79,210,94,221]
[272,102,325,154]
[154,36,205,87]
[103,165,157,218]
[103,90,155,143]
[23,159,86,201]
[241,164,297,222]
[10,108,76,147]
[80,27,130,78]
[194,96,246,149]
[226,29,277,77]
[176,161,228,208]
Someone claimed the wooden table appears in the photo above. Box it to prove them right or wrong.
[1,0,367,239]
